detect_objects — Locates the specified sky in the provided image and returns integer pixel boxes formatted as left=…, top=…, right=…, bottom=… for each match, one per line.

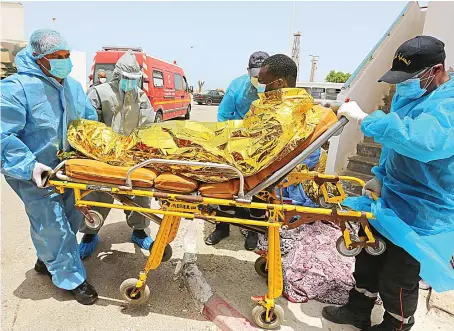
left=22, top=1, right=411, bottom=89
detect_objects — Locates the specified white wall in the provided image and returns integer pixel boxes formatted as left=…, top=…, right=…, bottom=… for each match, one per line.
left=69, top=51, right=87, bottom=92
left=326, top=2, right=426, bottom=174
left=0, top=2, right=25, bottom=40
left=423, top=1, right=454, bottom=70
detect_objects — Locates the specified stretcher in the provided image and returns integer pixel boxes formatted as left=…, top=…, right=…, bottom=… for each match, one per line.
left=45, top=115, right=384, bottom=329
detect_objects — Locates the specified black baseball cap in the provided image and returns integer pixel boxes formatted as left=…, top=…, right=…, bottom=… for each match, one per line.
left=248, top=51, right=270, bottom=76
left=379, top=36, right=446, bottom=84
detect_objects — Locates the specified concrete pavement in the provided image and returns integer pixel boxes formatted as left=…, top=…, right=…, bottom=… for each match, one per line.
left=1, top=175, right=218, bottom=331
left=2, top=104, right=453, bottom=331
left=0, top=104, right=217, bottom=331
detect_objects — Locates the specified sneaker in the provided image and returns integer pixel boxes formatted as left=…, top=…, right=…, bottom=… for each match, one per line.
left=361, top=321, right=409, bottom=331
left=205, top=229, right=229, bottom=245
left=361, top=325, right=388, bottom=331
left=70, top=281, right=98, bottom=305
left=322, top=305, right=371, bottom=329
left=34, top=259, right=51, bottom=277
left=244, top=231, right=258, bottom=251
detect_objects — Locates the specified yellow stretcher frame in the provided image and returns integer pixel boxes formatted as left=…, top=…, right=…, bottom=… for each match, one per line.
left=46, top=117, right=386, bottom=329
left=45, top=117, right=383, bottom=329
left=47, top=170, right=378, bottom=330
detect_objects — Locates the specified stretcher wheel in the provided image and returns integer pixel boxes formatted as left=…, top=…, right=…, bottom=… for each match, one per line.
left=84, top=210, right=104, bottom=231
left=252, top=304, right=284, bottom=329
left=120, top=278, right=150, bottom=305
left=318, top=196, right=334, bottom=208
left=254, top=256, right=268, bottom=278
left=365, top=237, right=386, bottom=256
left=149, top=243, right=173, bottom=262
left=336, top=236, right=362, bottom=257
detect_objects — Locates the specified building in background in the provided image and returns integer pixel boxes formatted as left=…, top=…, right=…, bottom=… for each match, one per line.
left=297, top=81, right=343, bottom=104
left=1, top=2, right=25, bottom=41
left=0, top=2, right=87, bottom=90
left=326, top=1, right=453, bottom=174
left=1, top=2, right=27, bottom=80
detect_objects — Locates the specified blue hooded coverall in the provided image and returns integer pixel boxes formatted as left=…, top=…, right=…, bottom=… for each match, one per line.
left=344, top=74, right=454, bottom=292
left=1, top=48, right=98, bottom=290
left=217, top=74, right=259, bottom=121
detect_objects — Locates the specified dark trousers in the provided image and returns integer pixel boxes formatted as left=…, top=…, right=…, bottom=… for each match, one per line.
left=348, top=227, right=420, bottom=330
left=215, top=202, right=265, bottom=234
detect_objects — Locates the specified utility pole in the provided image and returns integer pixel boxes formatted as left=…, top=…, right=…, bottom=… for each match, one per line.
left=291, top=32, right=301, bottom=81
left=309, top=55, right=319, bottom=82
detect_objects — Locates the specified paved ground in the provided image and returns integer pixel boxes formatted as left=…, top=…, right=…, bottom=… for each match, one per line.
left=0, top=104, right=217, bottom=331
left=2, top=104, right=453, bottom=331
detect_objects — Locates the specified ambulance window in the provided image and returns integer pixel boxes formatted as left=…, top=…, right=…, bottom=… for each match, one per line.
left=174, top=73, right=183, bottom=91
left=183, top=76, right=188, bottom=91
left=94, top=64, right=115, bottom=82
left=152, top=70, right=164, bottom=88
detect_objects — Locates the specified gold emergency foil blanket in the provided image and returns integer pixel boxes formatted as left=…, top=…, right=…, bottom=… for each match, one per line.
left=67, top=88, right=326, bottom=182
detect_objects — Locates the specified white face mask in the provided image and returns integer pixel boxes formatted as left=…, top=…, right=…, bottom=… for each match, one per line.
left=99, top=77, right=107, bottom=83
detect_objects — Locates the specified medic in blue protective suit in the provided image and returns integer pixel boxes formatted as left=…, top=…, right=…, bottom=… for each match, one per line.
left=217, top=51, right=269, bottom=121
left=206, top=51, right=269, bottom=250
left=323, top=36, right=454, bottom=331
left=0, top=29, right=99, bottom=305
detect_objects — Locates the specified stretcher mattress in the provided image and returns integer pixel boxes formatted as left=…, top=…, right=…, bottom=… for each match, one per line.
left=64, top=108, right=337, bottom=196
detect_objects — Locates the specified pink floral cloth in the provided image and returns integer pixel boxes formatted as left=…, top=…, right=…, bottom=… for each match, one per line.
left=257, top=221, right=355, bottom=304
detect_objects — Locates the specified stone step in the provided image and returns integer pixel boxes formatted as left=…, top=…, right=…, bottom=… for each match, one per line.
left=357, top=141, right=382, bottom=159
left=342, top=170, right=374, bottom=182
left=364, top=136, right=375, bottom=143
left=346, top=155, right=379, bottom=175
left=340, top=170, right=374, bottom=197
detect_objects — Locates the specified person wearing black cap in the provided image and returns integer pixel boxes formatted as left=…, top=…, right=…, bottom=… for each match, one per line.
left=206, top=51, right=269, bottom=250
left=217, top=51, right=270, bottom=121
left=322, top=36, right=454, bottom=331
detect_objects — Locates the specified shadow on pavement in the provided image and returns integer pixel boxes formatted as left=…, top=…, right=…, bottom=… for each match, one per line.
left=196, top=252, right=354, bottom=331
left=13, top=220, right=205, bottom=321
left=202, top=221, right=255, bottom=252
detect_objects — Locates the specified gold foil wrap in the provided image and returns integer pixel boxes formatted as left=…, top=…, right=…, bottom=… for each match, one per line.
left=67, top=88, right=328, bottom=182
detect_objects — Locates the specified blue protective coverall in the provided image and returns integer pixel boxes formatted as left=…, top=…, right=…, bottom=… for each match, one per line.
left=343, top=74, right=454, bottom=292
left=217, top=74, right=258, bottom=121
left=1, top=48, right=98, bottom=290
left=279, top=148, right=321, bottom=207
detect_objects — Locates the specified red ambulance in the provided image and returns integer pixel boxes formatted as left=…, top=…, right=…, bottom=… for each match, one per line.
left=89, top=46, right=193, bottom=122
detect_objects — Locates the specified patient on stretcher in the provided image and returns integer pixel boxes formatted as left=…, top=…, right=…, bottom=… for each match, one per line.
left=66, top=88, right=333, bottom=184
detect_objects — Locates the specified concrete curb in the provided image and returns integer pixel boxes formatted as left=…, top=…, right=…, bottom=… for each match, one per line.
left=179, top=253, right=262, bottom=331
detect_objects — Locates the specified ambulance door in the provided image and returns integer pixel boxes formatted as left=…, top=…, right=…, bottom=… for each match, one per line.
left=150, top=68, right=165, bottom=120
left=163, top=70, right=176, bottom=120
left=173, top=72, right=185, bottom=116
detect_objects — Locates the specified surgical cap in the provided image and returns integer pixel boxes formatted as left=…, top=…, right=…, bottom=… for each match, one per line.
left=28, top=29, right=70, bottom=59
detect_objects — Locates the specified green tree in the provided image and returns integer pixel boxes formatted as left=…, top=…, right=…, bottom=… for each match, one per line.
left=325, top=70, right=352, bottom=83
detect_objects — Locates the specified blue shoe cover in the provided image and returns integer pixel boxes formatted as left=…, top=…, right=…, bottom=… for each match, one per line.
left=131, top=233, right=154, bottom=250
left=79, top=234, right=99, bottom=259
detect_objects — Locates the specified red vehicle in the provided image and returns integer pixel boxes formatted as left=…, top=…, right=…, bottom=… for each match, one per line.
left=90, top=46, right=193, bottom=122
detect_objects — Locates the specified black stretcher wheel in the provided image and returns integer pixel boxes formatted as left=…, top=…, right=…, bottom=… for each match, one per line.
left=149, top=243, right=173, bottom=262
left=254, top=256, right=268, bottom=278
